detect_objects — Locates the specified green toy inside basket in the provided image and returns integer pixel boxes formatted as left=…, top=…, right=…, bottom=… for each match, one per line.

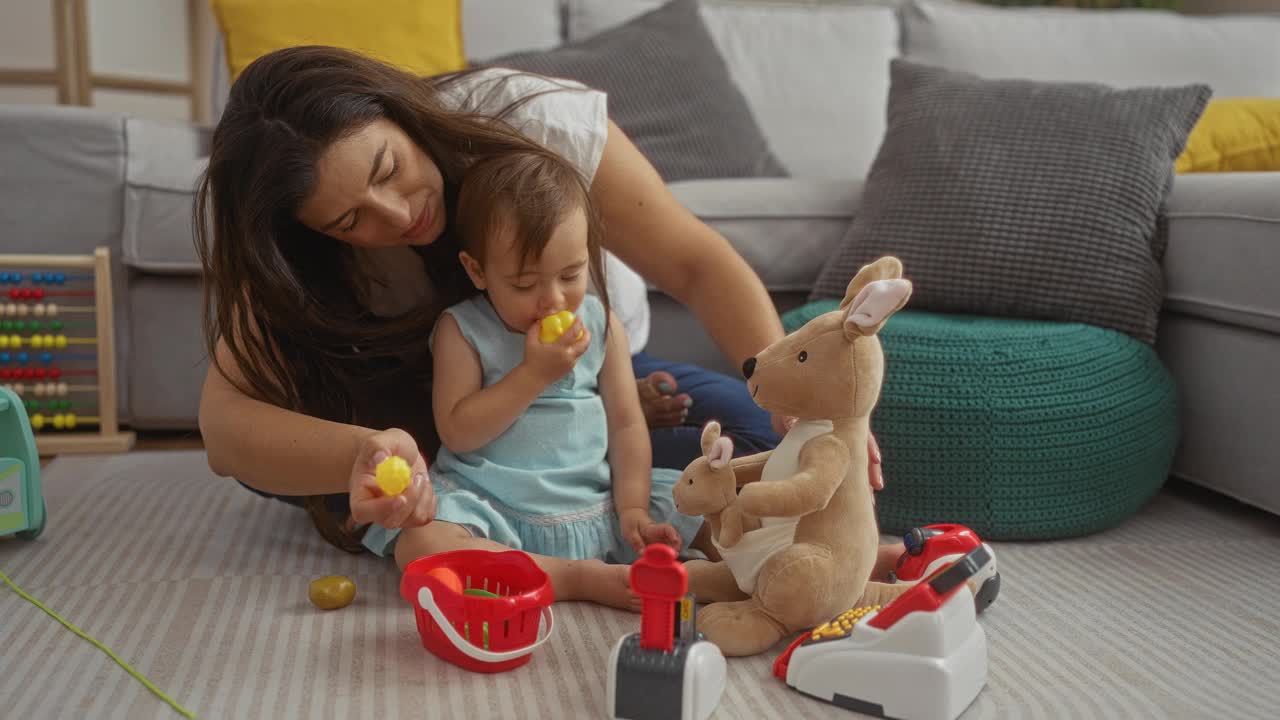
left=781, top=304, right=1179, bottom=540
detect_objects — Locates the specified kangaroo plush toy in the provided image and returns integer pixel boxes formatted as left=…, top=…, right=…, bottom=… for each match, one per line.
left=673, top=421, right=762, bottom=549
left=679, top=256, right=915, bottom=657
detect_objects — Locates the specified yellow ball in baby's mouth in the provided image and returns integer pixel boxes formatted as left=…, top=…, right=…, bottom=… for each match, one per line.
left=539, top=310, right=582, bottom=344
left=375, top=455, right=412, bottom=496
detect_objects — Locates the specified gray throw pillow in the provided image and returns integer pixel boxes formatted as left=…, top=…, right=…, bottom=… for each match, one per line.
left=485, top=0, right=787, bottom=182
left=812, top=59, right=1211, bottom=344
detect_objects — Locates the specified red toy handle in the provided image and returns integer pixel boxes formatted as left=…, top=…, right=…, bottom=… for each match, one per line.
left=630, top=544, right=688, bottom=652
left=869, top=544, right=992, bottom=630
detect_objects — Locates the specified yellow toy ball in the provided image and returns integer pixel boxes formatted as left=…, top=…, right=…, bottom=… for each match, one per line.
left=375, top=455, right=412, bottom=496
left=309, top=575, right=356, bottom=610
left=539, top=310, right=583, bottom=344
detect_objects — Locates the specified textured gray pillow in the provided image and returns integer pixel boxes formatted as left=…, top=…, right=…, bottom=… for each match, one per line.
left=486, top=0, right=787, bottom=182
left=812, top=59, right=1211, bottom=343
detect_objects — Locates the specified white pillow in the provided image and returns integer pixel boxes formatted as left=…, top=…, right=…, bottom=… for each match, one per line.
left=904, top=0, right=1280, bottom=97
left=568, top=0, right=901, bottom=180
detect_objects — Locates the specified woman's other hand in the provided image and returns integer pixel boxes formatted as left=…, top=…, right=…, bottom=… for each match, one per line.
left=637, top=371, right=691, bottom=428
left=349, top=428, right=436, bottom=529
left=771, top=415, right=884, bottom=491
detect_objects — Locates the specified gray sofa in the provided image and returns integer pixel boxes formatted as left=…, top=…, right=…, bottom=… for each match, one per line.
left=1, top=0, right=1277, bottom=515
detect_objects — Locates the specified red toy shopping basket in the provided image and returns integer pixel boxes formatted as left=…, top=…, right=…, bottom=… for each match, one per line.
left=400, top=549, right=555, bottom=673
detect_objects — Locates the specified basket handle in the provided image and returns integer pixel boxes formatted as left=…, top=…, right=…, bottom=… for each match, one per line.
left=417, top=587, right=555, bottom=664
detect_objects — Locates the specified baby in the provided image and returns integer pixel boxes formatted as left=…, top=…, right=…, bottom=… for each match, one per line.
left=363, top=149, right=704, bottom=609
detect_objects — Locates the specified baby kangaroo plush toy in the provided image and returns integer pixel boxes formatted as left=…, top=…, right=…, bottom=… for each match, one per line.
left=679, top=256, right=915, bottom=657
left=673, top=421, right=762, bottom=549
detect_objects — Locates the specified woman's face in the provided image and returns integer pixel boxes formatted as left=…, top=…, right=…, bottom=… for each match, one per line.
left=297, top=118, right=446, bottom=248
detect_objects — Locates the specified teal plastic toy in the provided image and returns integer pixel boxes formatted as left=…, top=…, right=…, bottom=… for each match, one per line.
left=0, top=386, right=46, bottom=540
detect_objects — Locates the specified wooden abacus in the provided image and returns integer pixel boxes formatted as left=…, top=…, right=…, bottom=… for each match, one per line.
left=0, top=247, right=135, bottom=455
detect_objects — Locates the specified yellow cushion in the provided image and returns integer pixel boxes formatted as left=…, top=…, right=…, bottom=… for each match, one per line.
left=211, top=0, right=465, bottom=82
left=1177, top=98, right=1280, bottom=173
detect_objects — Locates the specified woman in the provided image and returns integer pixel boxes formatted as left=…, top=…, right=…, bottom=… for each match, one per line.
left=195, top=46, right=892, bottom=571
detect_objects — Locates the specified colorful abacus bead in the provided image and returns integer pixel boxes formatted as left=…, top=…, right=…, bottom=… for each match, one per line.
left=17, top=352, right=28, bottom=364
left=30, top=413, right=43, bottom=430
left=40, top=352, right=53, bottom=365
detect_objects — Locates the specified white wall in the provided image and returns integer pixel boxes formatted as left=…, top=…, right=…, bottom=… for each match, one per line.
left=0, top=0, right=204, bottom=122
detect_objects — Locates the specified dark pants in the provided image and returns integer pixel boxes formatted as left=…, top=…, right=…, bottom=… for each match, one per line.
left=631, top=351, right=781, bottom=470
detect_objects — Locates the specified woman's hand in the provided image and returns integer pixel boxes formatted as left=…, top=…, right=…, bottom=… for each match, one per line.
left=349, top=428, right=436, bottom=529
left=637, top=371, right=691, bottom=428
left=520, top=318, right=591, bottom=387
left=620, top=507, right=682, bottom=556
left=771, top=414, right=884, bottom=491
left=868, top=431, right=884, bottom=491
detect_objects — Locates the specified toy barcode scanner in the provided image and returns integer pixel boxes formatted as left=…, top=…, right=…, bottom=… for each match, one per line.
left=607, top=544, right=726, bottom=720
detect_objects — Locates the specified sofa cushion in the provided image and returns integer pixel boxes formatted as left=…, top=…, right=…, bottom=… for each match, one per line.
left=812, top=59, right=1211, bottom=344
left=567, top=0, right=900, bottom=180
left=462, top=0, right=562, bottom=61
left=903, top=0, right=1280, bottom=97
left=667, top=178, right=862, bottom=292
left=122, top=117, right=210, bottom=274
left=1164, top=172, right=1280, bottom=336
left=489, top=0, right=786, bottom=182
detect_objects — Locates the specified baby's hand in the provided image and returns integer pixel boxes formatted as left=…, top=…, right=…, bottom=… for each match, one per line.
left=620, top=508, right=681, bottom=556
left=521, top=316, right=591, bottom=386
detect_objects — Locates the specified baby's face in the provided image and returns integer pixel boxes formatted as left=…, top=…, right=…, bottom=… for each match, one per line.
left=470, top=206, right=591, bottom=334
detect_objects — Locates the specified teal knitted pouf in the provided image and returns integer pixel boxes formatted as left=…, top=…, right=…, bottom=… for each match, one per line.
left=780, top=303, right=1179, bottom=540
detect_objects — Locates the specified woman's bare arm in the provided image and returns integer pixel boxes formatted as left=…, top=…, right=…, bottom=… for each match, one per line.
left=199, top=336, right=374, bottom=496
left=589, top=120, right=784, bottom=367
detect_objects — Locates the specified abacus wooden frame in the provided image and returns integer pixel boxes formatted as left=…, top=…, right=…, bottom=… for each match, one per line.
left=0, top=247, right=135, bottom=455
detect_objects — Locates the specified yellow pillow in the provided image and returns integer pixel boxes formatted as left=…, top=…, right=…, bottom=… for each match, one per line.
left=1177, top=97, right=1280, bottom=173
left=211, top=0, right=465, bottom=82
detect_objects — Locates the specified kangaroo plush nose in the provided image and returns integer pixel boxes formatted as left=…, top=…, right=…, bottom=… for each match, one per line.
left=742, top=357, right=756, bottom=379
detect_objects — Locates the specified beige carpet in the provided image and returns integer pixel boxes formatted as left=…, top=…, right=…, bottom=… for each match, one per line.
left=1, top=451, right=1279, bottom=719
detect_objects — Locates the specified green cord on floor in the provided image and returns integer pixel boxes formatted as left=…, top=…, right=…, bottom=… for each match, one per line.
left=0, top=568, right=196, bottom=719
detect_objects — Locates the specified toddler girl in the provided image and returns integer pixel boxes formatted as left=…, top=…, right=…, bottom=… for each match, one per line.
left=362, top=149, right=705, bottom=609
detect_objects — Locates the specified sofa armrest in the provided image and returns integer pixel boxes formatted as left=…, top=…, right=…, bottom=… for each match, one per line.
left=1164, top=172, right=1280, bottom=335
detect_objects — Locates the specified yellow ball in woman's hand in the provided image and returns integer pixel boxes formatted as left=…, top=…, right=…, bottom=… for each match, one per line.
left=539, top=310, right=582, bottom=344
left=375, top=455, right=412, bottom=496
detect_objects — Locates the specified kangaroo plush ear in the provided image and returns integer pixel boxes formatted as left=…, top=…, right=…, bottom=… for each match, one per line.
left=844, top=278, right=913, bottom=339
left=708, top=436, right=734, bottom=469
left=840, top=256, right=903, bottom=311
left=700, top=421, right=722, bottom=457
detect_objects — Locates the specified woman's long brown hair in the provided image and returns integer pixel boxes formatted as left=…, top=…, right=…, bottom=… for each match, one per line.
left=194, top=46, right=584, bottom=549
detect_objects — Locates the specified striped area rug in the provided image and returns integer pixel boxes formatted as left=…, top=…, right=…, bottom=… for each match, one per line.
left=1, top=451, right=1278, bottom=719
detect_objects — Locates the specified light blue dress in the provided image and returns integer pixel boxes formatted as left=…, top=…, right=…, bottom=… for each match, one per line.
left=362, top=294, right=702, bottom=561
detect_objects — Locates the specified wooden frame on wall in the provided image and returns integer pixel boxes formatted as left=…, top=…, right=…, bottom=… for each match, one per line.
left=0, top=0, right=207, bottom=122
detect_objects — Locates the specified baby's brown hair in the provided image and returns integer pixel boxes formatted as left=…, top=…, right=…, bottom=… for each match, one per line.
left=455, top=148, right=610, bottom=319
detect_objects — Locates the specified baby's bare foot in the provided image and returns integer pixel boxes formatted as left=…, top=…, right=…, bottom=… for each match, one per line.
left=579, top=561, right=641, bottom=612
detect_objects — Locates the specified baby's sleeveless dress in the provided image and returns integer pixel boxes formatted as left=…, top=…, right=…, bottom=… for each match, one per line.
left=362, top=294, right=702, bottom=561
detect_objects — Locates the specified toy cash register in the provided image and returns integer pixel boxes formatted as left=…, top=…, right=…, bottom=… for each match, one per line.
left=774, top=546, right=992, bottom=720
left=606, top=544, right=726, bottom=720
